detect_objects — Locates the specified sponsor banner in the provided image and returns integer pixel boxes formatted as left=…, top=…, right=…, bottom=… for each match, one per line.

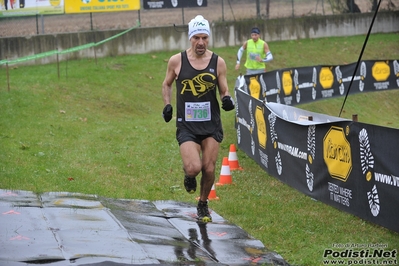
left=65, top=0, right=140, bottom=14
left=237, top=60, right=399, bottom=105
left=235, top=89, right=399, bottom=232
left=143, top=0, right=207, bottom=9
left=0, top=0, right=64, bottom=17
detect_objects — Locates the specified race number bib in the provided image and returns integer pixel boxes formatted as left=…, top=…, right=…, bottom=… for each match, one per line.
left=249, top=52, right=259, bottom=61
left=185, top=102, right=211, bottom=122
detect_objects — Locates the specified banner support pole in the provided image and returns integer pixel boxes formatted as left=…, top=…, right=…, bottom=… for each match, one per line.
left=338, top=0, right=382, bottom=117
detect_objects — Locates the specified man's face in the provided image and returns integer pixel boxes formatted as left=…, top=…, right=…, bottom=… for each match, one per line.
left=251, top=33, right=260, bottom=42
left=190, top=34, right=209, bottom=56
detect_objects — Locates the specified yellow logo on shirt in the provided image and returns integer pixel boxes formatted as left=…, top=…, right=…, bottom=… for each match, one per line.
left=180, top=73, right=216, bottom=97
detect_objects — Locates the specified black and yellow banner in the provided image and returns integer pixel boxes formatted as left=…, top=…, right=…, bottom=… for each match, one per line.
left=143, top=0, right=207, bottom=9
left=238, top=60, right=399, bottom=105
left=235, top=60, right=399, bottom=233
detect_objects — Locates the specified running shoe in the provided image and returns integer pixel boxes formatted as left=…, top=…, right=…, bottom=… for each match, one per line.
left=184, top=175, right=197, bottom=194
left=197, top=200, right=212, bottom=223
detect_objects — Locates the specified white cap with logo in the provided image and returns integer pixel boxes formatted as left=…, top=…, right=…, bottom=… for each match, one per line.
left=188, top=15, right=210, bottom=40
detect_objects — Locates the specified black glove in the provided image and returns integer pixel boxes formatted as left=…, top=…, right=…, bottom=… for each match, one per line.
left=222, top=96, right=235, bottom=111
left=162, top=104, right=173, bottom=122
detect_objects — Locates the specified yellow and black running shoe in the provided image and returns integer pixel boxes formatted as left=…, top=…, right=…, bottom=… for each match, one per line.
left=184, top=175, right=197, bottom=194
left=197, top=200, right=212, bottom=223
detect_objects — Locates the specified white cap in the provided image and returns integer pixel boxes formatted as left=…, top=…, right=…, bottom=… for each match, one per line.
left=188, top=15, right=210, bottom=40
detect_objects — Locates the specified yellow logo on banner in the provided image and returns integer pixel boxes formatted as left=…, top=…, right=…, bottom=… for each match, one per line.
left=323, top=126, right=352, bottom=182
left=50, top=0, right=60, bottom=6
left=255, top=106, right=267, bottom=149
left=319, top=67, right=334, bottom=89
left=249, top=76, right=261, bottom=99
left=372, top=61, right=390, bottom=81
left=282, top=71, right=293, bottom=96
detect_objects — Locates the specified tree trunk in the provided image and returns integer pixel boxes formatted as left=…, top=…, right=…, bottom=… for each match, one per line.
left=346, top=0, right=361, bottom=13
left=371, top=0, right=378, bottom=11
left=256, top=0, right=260, bottom=18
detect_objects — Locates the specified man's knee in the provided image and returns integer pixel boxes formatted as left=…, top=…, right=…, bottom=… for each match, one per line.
left=201, top=162, right=216, bottom=177
left=184, top=162, right=201, bottom=177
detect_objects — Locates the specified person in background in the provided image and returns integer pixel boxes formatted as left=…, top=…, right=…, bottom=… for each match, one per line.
left=161, top=15, right=235, bottom=223
left=235, top=27, right=273, bottom=75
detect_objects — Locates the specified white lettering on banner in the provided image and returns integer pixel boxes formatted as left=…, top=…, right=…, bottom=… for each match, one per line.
left=342, top=76, right=361, bottom=82
left=328, top=182, right=353, bottom=207
left=328, top=182, right=339, bottom=193
left=374, top=81, right=390, bottom=90
left=266, top=88, right=279, bottom=96
left=259, top=149, right=268, bottom=169
left=3, top=11, right=38, bottom=16
left=298, top=82, right=314, bottom=89
left=321, top=89, right=334, bottom=98
left=148, top=1, right=164, bottom=8
left=283, top=96, right=293, bottom=105
left=277, top=142, right=307, bottom=160
left=375, top=172, right=399, bottom=187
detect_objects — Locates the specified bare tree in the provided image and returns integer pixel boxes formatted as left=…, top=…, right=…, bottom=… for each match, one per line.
left=370, top=0, right=378, bottom=11
left=346, top=0, right=361, bottom=12
left=329, top=0, right=361, bottom=13
left=266, top=0, right=270, bottom=19
left=370, top=0, right=396, bottom=11
left=256, top=0, right=260, bottom=18
left=387, top=0, right=397, bottom=10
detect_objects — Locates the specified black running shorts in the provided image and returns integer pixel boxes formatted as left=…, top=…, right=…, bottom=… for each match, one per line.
left=176, top=128, right=223, bottom=146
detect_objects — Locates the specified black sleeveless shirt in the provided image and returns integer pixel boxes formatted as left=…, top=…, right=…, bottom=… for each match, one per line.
left=175, top=51, right=222, bottom=135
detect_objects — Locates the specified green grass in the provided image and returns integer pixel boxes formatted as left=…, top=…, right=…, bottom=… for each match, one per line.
left=1, top=33, right=399, bottom=266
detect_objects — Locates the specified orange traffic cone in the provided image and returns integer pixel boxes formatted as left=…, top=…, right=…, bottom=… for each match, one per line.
left=208, top=184, right=220, bottom=200
left=195, top=183, right=219, bottom=201
left=228, top=144, right=243, bottom=170
left=216, top=157, right=232, bottom=186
